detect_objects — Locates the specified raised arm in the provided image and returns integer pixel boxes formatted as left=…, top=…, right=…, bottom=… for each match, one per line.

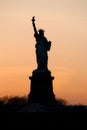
left=31, top=16, right=37, bottom=34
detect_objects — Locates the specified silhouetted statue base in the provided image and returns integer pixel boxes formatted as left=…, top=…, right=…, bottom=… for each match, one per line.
left=28, top=70, right=55, bottom=103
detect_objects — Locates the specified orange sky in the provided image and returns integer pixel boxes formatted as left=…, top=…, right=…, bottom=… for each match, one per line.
left=0, top=0, right=87, bottom=105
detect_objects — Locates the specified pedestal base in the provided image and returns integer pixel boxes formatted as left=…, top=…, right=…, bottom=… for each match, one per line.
left=28, top=70, right=55, bottom=103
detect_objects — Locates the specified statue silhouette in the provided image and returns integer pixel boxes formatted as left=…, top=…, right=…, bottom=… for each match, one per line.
left=31, top=16, right=51, bottom=71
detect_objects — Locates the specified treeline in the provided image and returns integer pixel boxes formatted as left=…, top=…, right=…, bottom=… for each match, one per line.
left=0, top=96, right=86, bottom=113
left=0, top=96, right=67, bottom=106
left=0, top=96, right=27, bottom=106
left=0, top=96, right=27, bottom=113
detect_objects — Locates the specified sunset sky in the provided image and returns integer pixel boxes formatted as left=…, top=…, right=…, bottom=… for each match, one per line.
left=0, top=0, right=87, bottom=105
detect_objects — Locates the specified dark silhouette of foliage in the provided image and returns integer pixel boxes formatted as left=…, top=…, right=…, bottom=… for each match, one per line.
left=0, top=96, right=86, bottom=113
left=0, top=96, right=27, bottom=105
left=7, top=96, right=27, bottom=106
left=55, top=97, right=67, bottom=105
left=0, top=96, right=28, bottom=113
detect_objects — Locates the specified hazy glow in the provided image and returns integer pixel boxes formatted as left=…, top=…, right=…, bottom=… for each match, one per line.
left=0, top=0, right=87, bottom=104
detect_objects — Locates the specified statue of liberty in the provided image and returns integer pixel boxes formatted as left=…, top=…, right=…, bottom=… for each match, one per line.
left=31, top=16, right=51, bottom=71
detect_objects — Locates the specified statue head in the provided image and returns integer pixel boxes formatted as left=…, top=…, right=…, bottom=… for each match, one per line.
left=38, top=29, right=44, bottom=37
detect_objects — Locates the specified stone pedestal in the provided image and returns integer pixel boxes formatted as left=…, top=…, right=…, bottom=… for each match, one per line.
left=28, top=70, right=55, bottom=103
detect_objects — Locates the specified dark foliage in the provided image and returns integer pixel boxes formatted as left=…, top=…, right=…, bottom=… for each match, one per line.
left=0, top=96, right=27, bottom=113
left=0, top=96, right=86, bottom=129
left=0, top=96, right=86, bottom=113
